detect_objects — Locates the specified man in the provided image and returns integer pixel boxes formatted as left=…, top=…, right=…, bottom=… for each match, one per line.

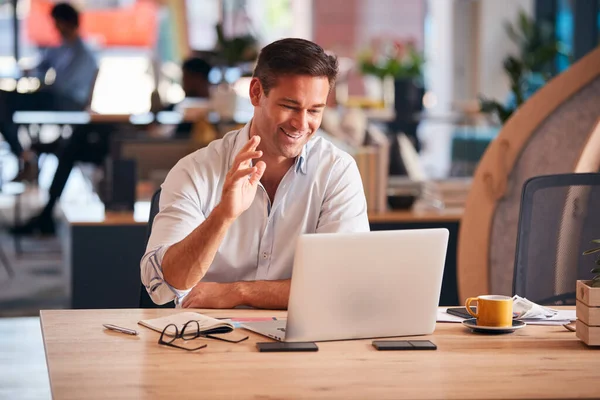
left=11, top=57, right=213, bottom=236
left=0, top=2, right=97, bottom=181
left=141, top=38, right=369, bottom=309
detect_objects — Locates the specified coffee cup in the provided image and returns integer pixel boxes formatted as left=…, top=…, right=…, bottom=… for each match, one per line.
left=465, top=295, right=513, bottom=327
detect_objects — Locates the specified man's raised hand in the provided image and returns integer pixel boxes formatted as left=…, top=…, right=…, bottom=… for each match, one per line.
left=217, top=135, right=266, bottom=220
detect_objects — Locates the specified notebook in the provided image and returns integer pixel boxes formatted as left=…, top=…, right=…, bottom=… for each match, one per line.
left=138, top=311, right=235, bottom=337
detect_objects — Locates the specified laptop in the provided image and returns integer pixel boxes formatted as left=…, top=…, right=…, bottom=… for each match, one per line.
left=242, top=229, right=449, bottom=342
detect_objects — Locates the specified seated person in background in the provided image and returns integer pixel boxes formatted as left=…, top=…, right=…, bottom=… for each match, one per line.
left=141, top=38, right=369, bottom=309
left=0, top=2, right=97, bottom=182
left=163, top=56, right=216, bottom=144
left=10, top=57, right=214, bottom=236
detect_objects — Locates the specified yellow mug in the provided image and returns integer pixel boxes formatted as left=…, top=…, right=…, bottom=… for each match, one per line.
left=465, top=295, right=513, bottom=327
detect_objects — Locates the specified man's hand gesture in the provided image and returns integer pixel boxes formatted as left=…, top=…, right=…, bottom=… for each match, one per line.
left=218, top=135, right=266, bottom=220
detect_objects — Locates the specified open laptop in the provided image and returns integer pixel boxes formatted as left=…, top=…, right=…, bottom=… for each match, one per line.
left=242, top=229, right=449, bottom=342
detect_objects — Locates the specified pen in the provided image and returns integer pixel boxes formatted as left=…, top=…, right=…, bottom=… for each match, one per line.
left=103, top=324, right=138, bottom=336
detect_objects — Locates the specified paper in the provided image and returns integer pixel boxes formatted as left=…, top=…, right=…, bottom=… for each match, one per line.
left=512, top=296, right=557, bottom=319
left=221, top=317, right=278, bottom=329
left=436, top=308, right=466, bottom=323
left=512, top=296, right=577, bottom=325
left=517, top=310, right=576, bottom=325
left=138, top=311, right=234, bottom=336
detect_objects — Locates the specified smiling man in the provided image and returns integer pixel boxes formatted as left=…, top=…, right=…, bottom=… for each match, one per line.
left=141, top=38, right=369, bottom=309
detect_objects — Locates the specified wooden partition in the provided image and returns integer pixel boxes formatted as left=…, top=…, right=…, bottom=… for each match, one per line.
left=457, top=47, right=600, bottom=302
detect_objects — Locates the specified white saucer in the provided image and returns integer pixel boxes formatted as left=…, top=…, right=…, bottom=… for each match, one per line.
left=462, top=318, right=526, bottom=334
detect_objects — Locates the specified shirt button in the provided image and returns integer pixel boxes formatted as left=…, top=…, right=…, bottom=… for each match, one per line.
left=262, top=252, right=269, bottom=259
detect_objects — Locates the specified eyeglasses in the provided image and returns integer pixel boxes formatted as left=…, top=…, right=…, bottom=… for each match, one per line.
left=158, top=320, right=208, bottom=352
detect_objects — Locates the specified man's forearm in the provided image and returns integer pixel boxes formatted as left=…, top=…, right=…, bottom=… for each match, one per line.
left=236, top=279, right=291, bottom=309
left=162, top=205, right=234, bottom=290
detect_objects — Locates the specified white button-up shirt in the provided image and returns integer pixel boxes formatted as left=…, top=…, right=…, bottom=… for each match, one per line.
left=140, top=122, right=369, bottom=305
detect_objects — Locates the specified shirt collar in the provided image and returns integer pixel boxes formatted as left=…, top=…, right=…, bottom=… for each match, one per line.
left=229, top=120, right=309, bottom=175
left=295, top=142, right=308, bottom=175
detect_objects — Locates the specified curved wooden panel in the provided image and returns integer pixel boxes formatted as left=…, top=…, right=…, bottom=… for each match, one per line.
left=575, top=119, right=600, bottom=173
left=457, top=47, right=600, bottom=302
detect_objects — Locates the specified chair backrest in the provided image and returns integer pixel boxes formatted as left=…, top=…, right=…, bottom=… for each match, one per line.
left=513, top=173, right=600, bottom=305
left=457, top=46, right=600, bottom=302
left=139, top=188, right=175, bottom=308
left=84, top=67, right=100, bottom=111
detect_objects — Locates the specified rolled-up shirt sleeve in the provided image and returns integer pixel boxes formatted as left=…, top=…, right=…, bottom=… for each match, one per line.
left=140, top=158, right=207, bottom=305
left=316, top=155, right=370, bottom=233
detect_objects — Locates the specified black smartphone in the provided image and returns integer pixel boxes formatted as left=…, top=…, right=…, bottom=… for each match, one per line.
left=372, top=340, right=437, bottom=351
left=256, top=342, right=318, bottom=352
left=446, top=306, right=476, bottom=319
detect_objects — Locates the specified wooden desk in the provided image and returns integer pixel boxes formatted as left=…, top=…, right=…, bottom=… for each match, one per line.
left=12, top=111, right=148, bottom=125
left=368, top=206, right=463, bottom=223
left=40, top=308, right=598, bottom=400
left=59, top=201, right=149, bottom=308
left=61, top=200, right=150, bottom=226
left=64, top=201, right=463, bottom=226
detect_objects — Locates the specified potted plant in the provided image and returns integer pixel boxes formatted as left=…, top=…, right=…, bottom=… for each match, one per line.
left=479, top=10, right=563, bottom=124
left=210, top=23, right=258, bottom=120
left=357, top=37, right=425, bottom=152
left=214, top=23, right=258, bottom=70
left=576, top=239, right=600, bottom=346
left=357, top=37, right=424, bottom=110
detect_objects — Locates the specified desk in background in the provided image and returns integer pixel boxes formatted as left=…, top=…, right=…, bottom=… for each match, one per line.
left=59, top=200, right=149, bottom=309
left=60, top=200, right=462, bottom=309
left=39, top=307, right=597, bottom=400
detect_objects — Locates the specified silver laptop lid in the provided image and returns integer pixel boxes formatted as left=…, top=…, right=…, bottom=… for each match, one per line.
left=284, top=229, right=449, bottom=342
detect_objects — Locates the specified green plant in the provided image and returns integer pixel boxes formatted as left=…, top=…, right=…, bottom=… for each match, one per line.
left=214, top=23, right=259, bottom=67
left=479, top=10, right=561, bottom=124
left=583, top=239, right=600, bottom=287
left=357, top=37, right=424, bottom=81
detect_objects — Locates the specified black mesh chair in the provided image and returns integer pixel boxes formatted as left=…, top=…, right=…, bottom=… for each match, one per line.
left=139, top=188, right=175, bottom=308
left=513, top=173, right=600, bottom=305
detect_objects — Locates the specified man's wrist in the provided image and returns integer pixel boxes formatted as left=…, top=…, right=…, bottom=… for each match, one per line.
left=231, top=281, right=247, bottom=307
left=212, top=203, right=237, bottom=225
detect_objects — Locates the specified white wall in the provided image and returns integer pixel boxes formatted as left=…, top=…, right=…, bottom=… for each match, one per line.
left=424, top=0, right=455, bottom=113
left=425, top=0, right=534, bottom=108
left=358, top=0, right=426, bottom=49
left=291, top=0, right=313, bottom=40
left=477, top=0, right=534, bottom=102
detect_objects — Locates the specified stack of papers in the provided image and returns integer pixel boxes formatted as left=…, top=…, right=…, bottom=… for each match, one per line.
left=512, top=296, right=576, bottom=325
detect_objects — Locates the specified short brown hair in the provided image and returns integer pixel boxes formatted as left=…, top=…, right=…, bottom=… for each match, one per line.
left=253, top=38, right=338, bottom=96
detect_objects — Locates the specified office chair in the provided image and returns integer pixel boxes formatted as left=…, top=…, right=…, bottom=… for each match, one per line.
left=512, top=173, right=600, bottom=305
left=139, top=188, right=174, bottom=308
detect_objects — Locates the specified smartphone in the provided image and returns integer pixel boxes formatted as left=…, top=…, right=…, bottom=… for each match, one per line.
left=446, top=306, right=476, bottom=319
left=372, top=340, right=437, bottom=351
left=256, top=342, right=318, bottom=352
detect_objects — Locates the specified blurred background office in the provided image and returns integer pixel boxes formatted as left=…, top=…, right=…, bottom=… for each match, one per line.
left=0, top=0, right=598, bottom=314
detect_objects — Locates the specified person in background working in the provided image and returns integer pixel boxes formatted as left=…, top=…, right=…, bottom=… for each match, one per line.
left=162, top=57, right=216, bottom=144
left=10, top=57, right=214, bottom=236
left=0, top=2, right=97, bottom=182
left=141, top=38, right=369, bottom=309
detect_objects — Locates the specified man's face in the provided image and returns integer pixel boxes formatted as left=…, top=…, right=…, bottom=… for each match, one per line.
left=53, top=19, right=77, bottom=40
left=250, top=74, right=330, bottom=160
